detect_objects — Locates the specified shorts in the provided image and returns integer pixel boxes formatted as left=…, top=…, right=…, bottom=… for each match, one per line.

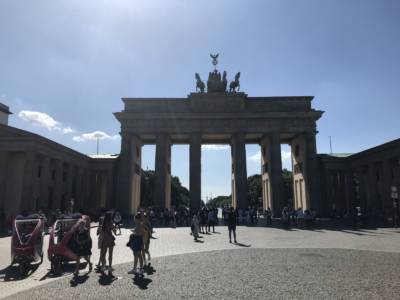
left=131, top=235, right=143, bottom=252
left=228, top=225, right=236, bottom=231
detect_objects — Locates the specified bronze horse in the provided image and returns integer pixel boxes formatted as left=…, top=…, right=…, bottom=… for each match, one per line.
left=229, top=72, right=240, bottom=92
left=195, top=73, right=205, bottom=93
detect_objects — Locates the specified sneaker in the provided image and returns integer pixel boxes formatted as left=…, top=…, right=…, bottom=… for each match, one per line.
left=128, top=268, right=136, bottom=274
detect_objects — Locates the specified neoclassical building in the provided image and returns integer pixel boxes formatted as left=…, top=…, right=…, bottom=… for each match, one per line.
left=114, top=92, right=323, bottom=216
left=0, top=64, right=399, bottom=226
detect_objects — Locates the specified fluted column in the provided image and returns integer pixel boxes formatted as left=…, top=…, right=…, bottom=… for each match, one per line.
left=39, top=156, right=51, bottom=210
left=21, top=152, right=38, bottom=212
left=0, top=151, right=8, bottom=229
left=117, top=134, right=142, bottom=216
left=53, top=160, right=63, bottom=210
left=154, top=133, right=171, bottom=209
left=261, top=133, right=284, bottom=215
left=189, top=134, right=202, bottom=212
left=305, top=132, right=321, bottom=212
left=231, top=133, right=248, bottom=209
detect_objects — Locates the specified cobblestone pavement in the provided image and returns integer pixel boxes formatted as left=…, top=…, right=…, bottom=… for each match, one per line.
left=1, top=225, right=400, bottom=299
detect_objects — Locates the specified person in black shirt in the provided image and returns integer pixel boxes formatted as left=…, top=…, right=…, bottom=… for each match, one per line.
left=227, top=207, right=237, bottom=243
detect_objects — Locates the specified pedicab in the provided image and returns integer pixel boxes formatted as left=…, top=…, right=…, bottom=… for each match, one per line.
left=47, top=213, right=90, bottom=275
left=11, top=214, right=45, bottom=275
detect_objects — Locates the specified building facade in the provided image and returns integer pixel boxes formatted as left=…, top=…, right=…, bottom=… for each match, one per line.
left=0, top=123, right=116, bottom=229
left=319, top=139, right=400, bottom=220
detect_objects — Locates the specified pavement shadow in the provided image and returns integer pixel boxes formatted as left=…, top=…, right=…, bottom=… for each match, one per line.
left=39, top=262, right=76, bottom=281
left=195, top=240, right=204, bottom=243
left=133, top=276, right=152, bottom=290
left=234, top=242, right=251, bottom=248
left=70, top=273, right=89, bottom=287
left=144, top=264, right=156, bottom=275
left=0, top=263, right=40, bottom=281
left=98, top=272, right=117, bottom=286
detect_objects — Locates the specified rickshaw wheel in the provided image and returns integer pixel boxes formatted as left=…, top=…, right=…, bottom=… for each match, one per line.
left=51, top=256, right=62, bottom=276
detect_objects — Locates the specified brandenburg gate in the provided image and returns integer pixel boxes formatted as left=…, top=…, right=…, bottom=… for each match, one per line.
left=114, top=55, right=323, bottom=216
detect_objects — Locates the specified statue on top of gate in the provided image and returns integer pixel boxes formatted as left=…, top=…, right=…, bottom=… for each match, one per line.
left=194, top=54, right=241, bottom=93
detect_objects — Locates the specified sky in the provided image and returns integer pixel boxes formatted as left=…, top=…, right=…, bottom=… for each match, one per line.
left=1, top=0, right=399, bottom=199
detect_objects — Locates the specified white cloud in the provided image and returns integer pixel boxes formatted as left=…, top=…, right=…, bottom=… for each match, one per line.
left=18, top=110, right=59, bottom=131
left=281, top=150, right=291, bottom=162
left=247, top=150, right=292, bottom=162
left=62, top=127, right=74, bottom=134
left=73, top=131, right=119, bottom=142
left=248, top=150, right=261, bottom=162
left=18, top=110, right=75, bottom=134
left=202, top=145, right=230, bottom=150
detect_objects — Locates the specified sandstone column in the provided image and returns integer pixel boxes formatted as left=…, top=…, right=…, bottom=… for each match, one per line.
left=21, top=152, right=38, bottom=212
left=117, top=134, right=142, bottom=216
left=0, top=151, right=8, bottom=229
left=154, top=133, right=171, bottom=210
left=231, top=133, right=248, bottom=210
left=305, top=132, right=321, bottom=212
left=53, top=160, right=63, bottom=210
left=189, top=134, right=202, bottom=212
left=261, top=133, right=284, bottom=215
left=39, top=156, right=50, bottom=210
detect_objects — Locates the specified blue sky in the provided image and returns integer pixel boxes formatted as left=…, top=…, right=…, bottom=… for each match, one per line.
left=1, top=0, right=399, bottom=199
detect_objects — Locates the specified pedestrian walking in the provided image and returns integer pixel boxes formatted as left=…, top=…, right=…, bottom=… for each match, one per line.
left=142, top=213, right=152, bottom=266
left=71, top=221, right=93, bottom=276
left=208, top=209, right=216, bottom=233
left=191, top=213, right=200, bottom=241
left=227, top=207, right=237, bottom=243
left=99, top=212, right=116, bottom=273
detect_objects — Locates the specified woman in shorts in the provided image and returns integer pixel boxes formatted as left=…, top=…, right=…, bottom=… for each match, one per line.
left=127, top=214, right=145, bottom=277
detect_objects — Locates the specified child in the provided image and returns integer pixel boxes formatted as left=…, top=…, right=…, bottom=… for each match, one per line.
left=127, top=214, right=145, bottom=277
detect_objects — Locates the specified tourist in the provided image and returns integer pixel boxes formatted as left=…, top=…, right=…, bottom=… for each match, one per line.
left=142, top=213, right=152, bottom=266
left=200, top=209, right=207, bottom=234
left=113, top=211, right=122, bottom=235
left=99, top=212, right=116, bottom=273
left=127, top=214, right=145, bottom=277
left=191, top=213, right=200, bottom=241
left=72, top=221, right=93, bottom=276
left=207, top=208, right=216, bottom=233
left=265, top=207, right=272, bottom=226
left=227, top=207, right=237, bottom=243
left=95, top=213, right=104, bottom=270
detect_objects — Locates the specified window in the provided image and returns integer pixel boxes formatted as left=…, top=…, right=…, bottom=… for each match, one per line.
left=37, top=166, right=42, bottom=178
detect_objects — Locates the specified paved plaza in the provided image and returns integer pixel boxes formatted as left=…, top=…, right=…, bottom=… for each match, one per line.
left=1, top=224, right=400, bottom=299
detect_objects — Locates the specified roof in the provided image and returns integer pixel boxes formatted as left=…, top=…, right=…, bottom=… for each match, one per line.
left=88, top=154, right=119, bottom=159
left=321, top=153, right=353, bottom=158
left=0, top=102, right=12, bottom=114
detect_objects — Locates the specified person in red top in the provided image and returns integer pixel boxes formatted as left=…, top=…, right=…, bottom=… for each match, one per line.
left=99, top=212, right=116, bottom=273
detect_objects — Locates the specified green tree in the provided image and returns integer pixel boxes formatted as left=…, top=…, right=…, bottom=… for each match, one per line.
left=140, top=170, right=190, bottom=208
left=247, top=174, right=262, bottom=207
